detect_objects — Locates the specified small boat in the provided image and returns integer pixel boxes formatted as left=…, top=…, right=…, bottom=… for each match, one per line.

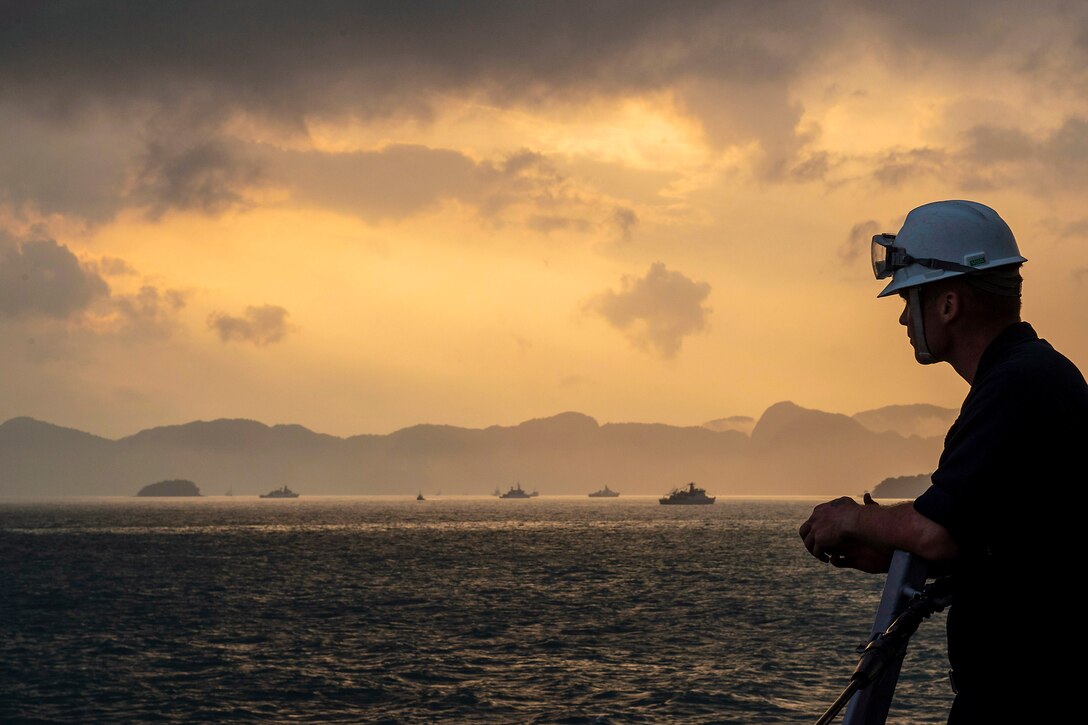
left=260, top=485, right=300, bottom=499
left=416, top=492, right=425, bottom=501
left=659, top=481, right=715, bottom=505
left=588, top=485, right=620, bottom=498
left=492, top=487, right=502, bottom=497
left=499, top=482, right=533, bottom=499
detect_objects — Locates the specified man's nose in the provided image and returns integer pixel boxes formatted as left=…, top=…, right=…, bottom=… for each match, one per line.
left=899, top=301, right=908, bottom=327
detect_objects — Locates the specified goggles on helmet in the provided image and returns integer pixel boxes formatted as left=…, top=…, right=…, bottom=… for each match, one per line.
left=871, top=233, right=979, bottom=280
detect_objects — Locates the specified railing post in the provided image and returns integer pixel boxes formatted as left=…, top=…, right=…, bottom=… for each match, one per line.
left=841, top=550, right=929, bottom=725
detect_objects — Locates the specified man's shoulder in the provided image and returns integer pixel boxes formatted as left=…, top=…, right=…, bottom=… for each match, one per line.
left=981, top=327, right=1085, bottom=389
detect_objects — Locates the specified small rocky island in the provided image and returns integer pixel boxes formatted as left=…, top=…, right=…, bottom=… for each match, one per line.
left=869, top=473, right=931, bottom=499
left=136, top=479, right=202, bottom=497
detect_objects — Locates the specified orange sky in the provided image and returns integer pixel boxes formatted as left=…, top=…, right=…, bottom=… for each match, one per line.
left=2, top=2, right=1087, bottom=437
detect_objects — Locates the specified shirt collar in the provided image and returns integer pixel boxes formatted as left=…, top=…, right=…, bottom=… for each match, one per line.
left=975, top=321, right=1038, bottom=382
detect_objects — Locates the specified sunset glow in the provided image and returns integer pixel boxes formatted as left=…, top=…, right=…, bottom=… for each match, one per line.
left=3, top=2, right=1087, bottom=437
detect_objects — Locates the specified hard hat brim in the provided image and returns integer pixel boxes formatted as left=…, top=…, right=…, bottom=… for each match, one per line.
left=876, top=256, right=1027, bottom=298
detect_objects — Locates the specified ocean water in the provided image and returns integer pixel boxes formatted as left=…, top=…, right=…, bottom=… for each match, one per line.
left=0, top=497, right=952, bottom=723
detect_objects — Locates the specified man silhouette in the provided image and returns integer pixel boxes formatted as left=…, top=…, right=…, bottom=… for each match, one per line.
left=800, top=200, right=1088, bottom=722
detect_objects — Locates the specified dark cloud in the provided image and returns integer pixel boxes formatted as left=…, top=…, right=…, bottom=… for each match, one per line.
left=789, top=151, right=832, bottom=183
left=923, top=116, right=1088, bottom=192
left=841, top=220, right=880, bottom=262
left=5, top=2, right=1088, bottom=221
left=96, top=257, right=138, bottom=276
left=527, top=215, right=591, bottom=234
left=0, top=238, right=109, bottom=318
left=1059, top=219, right=1088, bottom=238
left=587, top=262, right=711, bottom=358
left=613, top=207, right=638, bottom=242
left=208, top=305, right=292, bottom=346
left=503, top=150, right=549, bottom=176
left=265, top=143, right=581, bottom=224
left=0, top=1, right=843, bottom=205
left=0, top=234, right=188, bottom=346
left=961, top=125, right=1035, bottom=163
left=111, top=286, right=188, bottom=340
left=0, top=107, right=135, bottom=222
left=871, top=147, right=949, bottom=187
left=0, top=2, right=824, bottom=120
left=270, top=144, right=481, bottom=220
left=135, top=139, right=264, bottom=219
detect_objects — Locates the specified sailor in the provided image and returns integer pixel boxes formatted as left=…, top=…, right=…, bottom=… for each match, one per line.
left=799, top=200, right=1088, bottom=722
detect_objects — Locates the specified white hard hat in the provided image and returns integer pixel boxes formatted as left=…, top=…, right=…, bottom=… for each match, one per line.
left=872, top=200, right=1026, bottom=298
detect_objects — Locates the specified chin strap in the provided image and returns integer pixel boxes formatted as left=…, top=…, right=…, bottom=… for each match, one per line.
left=908, top=287, right=936, bottom=365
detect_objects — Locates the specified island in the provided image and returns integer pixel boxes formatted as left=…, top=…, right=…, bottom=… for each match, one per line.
left=868, top=473, right=931, bottom=499
left=136, top=479, right=202, bottom=497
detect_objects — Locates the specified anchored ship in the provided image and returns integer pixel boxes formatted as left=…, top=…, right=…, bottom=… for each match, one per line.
left=659, top=481, right=715, bottom=505
left=259, top=485, right=300, bottom=499
left=499, top=482, right=533, bottom=499
left=588, top=485, right=620, bottom=498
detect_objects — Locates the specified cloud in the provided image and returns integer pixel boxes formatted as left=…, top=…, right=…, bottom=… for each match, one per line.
left=613, top=207, right=638, bottom=242
left=0, top=1, right=863, bottom=206
left=263, top=143, right=592, bottom=227
left=587, top=262, right=711, bottom=358
left=108, top=286, right=188, bottom=340
left=208, top=305, right=292, bottom=346
left=861, top=115, right=1088, bottom=195
left=527, top=215, right=591, bottom=234
left=95, top=256, right=138, bottom=276
left=0, top=236, right=187, bottom=353
left=961, top=125, right=1035, bottom=163
left=0, top=238, right=109, bottom=318
left=870, top=147, right=949, bottom=188
left=135, top=139, right=264, bottom=219
left=0, top=3, right=821, bottom=121
left=0, top=106, right=137, bottom=222
left=269, top=144, right=482, bottom=220
left=7, top=2, right=1088, bottom=222
left=789, top=150, right=832, bottom=183
left=841, top=220, right=880, bottom=262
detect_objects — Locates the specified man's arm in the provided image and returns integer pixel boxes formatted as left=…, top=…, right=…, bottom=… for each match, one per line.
left=799, top=494, right=959, bottom=573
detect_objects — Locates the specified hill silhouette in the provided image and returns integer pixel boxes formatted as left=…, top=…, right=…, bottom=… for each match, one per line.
left=0, top=403, right=947, bottom=497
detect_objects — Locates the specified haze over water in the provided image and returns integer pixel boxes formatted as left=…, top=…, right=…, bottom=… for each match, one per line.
left=2, top=497, right=950, bottom=723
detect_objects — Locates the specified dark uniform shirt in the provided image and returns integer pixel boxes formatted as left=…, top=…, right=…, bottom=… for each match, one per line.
left=913, top=321, right=1088, bottom=720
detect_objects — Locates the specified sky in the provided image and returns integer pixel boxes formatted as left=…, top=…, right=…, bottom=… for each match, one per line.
left=3, top=1, right=1088, bottom=438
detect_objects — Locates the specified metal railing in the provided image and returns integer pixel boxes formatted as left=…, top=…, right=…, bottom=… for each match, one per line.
left=830, top=550, right=930, bottom=725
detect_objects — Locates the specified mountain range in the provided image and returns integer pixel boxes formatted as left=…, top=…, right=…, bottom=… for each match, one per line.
left=0, top=401, right=956, bottom=497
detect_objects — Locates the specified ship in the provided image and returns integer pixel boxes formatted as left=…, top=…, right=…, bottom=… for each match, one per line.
left=259, top=485, right=300, bottom=499
left=588, top=485, right=620, bottom=498
left=659, top=481, right=715, bottom=505
left=416, top=492, right=425, bottom=501
left=499, top=482, right=533, bottom=499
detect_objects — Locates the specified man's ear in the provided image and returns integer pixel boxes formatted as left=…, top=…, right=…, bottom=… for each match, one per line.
left=936, top=287, right=962, bottom=323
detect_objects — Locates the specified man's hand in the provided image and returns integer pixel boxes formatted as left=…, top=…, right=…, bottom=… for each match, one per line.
left=799, top=493, right=893, bottom=573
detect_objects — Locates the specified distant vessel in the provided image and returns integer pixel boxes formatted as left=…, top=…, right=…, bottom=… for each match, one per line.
left=260, top=486, right=299, bottom=499
left=588, top=485, right=620, bottom=498
left=417, top=492, right=425, bottom=501
left=492, top=487, right=502, bottom=497
left=659, top=481, right=715, bottom=505
left=499, top=482, right=533, bottom=499
left=225, top=488, right=233, bottom=497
